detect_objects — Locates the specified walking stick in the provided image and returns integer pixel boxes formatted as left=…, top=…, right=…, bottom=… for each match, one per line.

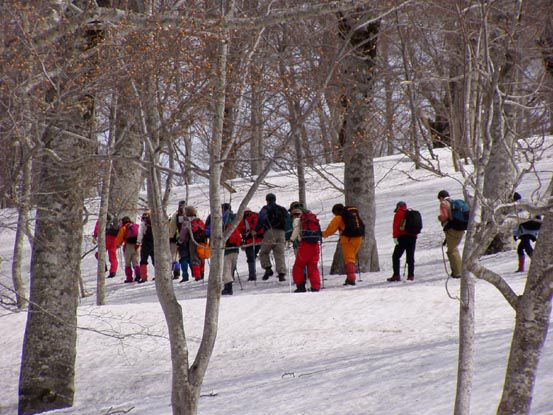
left=287, top=245, right=292, bottom=293
left=234, top=265, right=243, bottom=290
left=320, top=239, right=325, bottom=289
left=357, top=256, right=363, bottom=282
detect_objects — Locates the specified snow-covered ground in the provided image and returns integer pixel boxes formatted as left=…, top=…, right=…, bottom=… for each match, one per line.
left=1, top=147, right=552, bottom=415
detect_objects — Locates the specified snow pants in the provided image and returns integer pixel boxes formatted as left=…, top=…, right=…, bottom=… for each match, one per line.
left=392, top=235, right=416, bottom=277
left=222, top=252, right=239, bottom=284
left=292, top=242, right=320, bottom=291
left=517, top=235, right=534, bottom=258
left=123, top=243, right=139, bottom=267
left=95, top=234, right=118, bottom=274
left=259, top=228, right=286, bottom=274
left=339, top=235, right=363, bottom=266
left=445, top=229, right=464, bottom=277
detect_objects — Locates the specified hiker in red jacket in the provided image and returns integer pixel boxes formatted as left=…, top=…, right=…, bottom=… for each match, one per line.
left=388, top=201, right=417, bottom=282
left=289, top=206, right=321, bottom=292
left=92, top=213, right=119, bottom=278
left=237, top=207, right=264, bottom=281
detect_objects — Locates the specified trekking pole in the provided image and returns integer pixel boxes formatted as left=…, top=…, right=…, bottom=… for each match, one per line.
left=320, top=239, right=325, bottom=289
left=403, top=262, right=407, bottom=279
left=287, top=246, right=292, bottom=293
left=234, top=264, right=243, bottom=290
left=357, top=256, right=363, bottom=282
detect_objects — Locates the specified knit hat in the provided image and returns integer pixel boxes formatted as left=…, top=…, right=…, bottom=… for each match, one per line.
left=394, top=201, right=407, bottom=213
left=266, top=193, right=276, bottom=202
left=437, top=190, right=449, bottom=199
left=221, top=203, right=231, bottom=212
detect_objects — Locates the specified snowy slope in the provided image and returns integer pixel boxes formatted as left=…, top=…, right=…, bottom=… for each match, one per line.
left=1, top=147, right=552, bottom=415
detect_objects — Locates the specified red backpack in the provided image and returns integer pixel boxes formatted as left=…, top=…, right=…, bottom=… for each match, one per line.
left=244, top=211, right=264, bottom=239
left=300, top=211, right=322, bottom=244
left=125, top=223, right=139, bottom=240
left=190, top=218, right=207, bottom=243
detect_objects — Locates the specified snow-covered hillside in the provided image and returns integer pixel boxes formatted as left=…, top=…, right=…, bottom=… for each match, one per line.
left=1, top=147, right=552, bottom=415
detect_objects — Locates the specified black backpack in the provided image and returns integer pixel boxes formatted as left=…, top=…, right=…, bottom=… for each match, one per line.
left=341, top=206, right=365, bottom=237
left=267, top=204, right=288, bottom=230
left=105, top=216, right=120, bottom=236
left=403, top=209, right=423, bottom=235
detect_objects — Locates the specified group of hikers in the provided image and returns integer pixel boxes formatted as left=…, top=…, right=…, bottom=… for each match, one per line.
left=92, top=189, right=541, bottom=294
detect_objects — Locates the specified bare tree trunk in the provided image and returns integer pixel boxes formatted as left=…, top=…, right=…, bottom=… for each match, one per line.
left=332, top=9, right=380, bottom=273
left=11, top=141, right=32, bottom=309
left=497, top=199, right=553, bottom=414
left=109, top=94, right=143, bottom=220
left=381, top=34, right=396, bottom=156
left=250, top=69, right=264, bottom=175
left=19, top=97, right=92, bottom=415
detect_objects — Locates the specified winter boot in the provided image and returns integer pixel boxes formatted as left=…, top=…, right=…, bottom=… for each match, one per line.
left=247, top=261, right=257, bottom=281
left=309, top=288, right=320, bottom=292
left=294, top=283, right=307, bottom=293
left=344, top=263, right=357, bottom=285
left=262, top=267, right=274, bottom=280
left=516, top=255, right=525, bottom=273
left=138, top=264, right=148, bottom=283
left=172, top=261, right=181, bottom=279
left=221, top=282, right=233, bottom=295
left=407, top=275, right=414, bottom=281
left=107, top=272, right=116, bottom=279
left=134, top=265, right=141, bottom=282
left=124, top=266, right=133, bottom=283
left=278, top=273, right=286, bottom=282
left=387, top=275, right=401, bottom=282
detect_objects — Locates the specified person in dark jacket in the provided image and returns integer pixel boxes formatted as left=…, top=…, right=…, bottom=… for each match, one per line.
left=256, top=193, right=290, bottom=281
left=388, top=201, right=417, bottom=282
left=137, top=210, right=154, bottom=283
left=513, top=192, right=542, bottom=272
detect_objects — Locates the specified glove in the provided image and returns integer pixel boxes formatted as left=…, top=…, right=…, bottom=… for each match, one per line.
left=393, top=238, right=398, bottom=245
left=442, top=239, right=447, bottom=247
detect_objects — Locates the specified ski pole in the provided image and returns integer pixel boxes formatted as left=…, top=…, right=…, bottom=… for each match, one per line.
left=357, top=256, right=363, bottom=282
left=234, top=262, right=243, bottom=290
left=320, top=239, right=325, bottom=289
left=287, top=246, right=292, bottom=293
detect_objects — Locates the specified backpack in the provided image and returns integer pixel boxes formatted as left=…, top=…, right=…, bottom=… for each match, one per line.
left=105, top=216, right=119, bottom=236
left=267, top=204, right=288, bottom=230
left=224, top=214, right=243, bottom=247
left=125, top=223, right=139, bottom=242
left=142, top=217, right=153, bottom=241
left=449, top=199, right=470, bottom=231
left=341, top=206, right=365, bottom=237
left=190, top=218, right=207, bottom=243
left=403, top=209, right=423, bottom=235
left=196, top=242, right=211, bottom=260
left=300, top=211, right=322, bottom=244
left=243, top=211, right=263, bottom=239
